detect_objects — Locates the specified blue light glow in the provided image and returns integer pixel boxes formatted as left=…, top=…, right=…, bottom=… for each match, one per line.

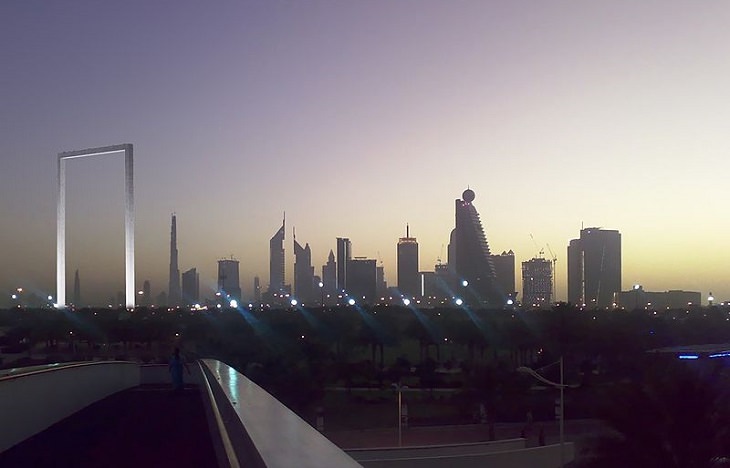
left=708, top=352, right=730, bottom=358
left=678, top=354, right=699, bottom=360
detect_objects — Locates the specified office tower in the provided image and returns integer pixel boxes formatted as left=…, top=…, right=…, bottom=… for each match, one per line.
left=447, top=188, right=503, bottom=306
left=253, top=277, right=262, bottom=303
left=567, top=228, right=621, bottom=308
left=142, top=280, right=151, bottom=306
left=293, top=230, right=315, bottom=303
left=348, top=258, right=377, bottom=303
left=397, top=225, right=419, bottom=298
left=168, top=214, right=181, bottom=306
left=336, top=238, right=351, bottom=292
left=322, top=250, right=337, bottom=293
left=376, top=265, right=387, bottom=298
left=181, top=268, right=199, bottom=305
left=218, top=258, right=241, bottom=301
left=73, top=269, right=81, bottom=306
left=491, top=250, right=516, bottom=298
left=522, top=257, right=553, bottom=308
left=269, top=217, right=285, bottom=294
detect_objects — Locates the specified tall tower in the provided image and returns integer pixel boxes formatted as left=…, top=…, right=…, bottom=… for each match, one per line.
left=269, top=216, right=285, bottom=294
left=447, top=188, right=503, bottom=306
left=253, top=277, right=262, bottom=303
left=293, top=229, right=315, bottom=303
left=522, top=257, right=553, bottom=308
left=181, top=268, right=199, bottom=305
left=168, top=214, right=181, bottom=306
left=322, top=250, right=336, bottom=293
left=73, top=269, right=81, bottom=307
left=142, top=280, right=151, bottom=306
left=397, top=224, right=419, bottom=298
left=218, top=258, right=241, bottom=301
left=336, top=238, right=351, bottom=292
left=567, top=228, right=621, bottom=308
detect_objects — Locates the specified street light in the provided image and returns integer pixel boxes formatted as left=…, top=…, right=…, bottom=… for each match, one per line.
left=393, top=382, right=409, bottom=446
left=517, top=358, right=577, bottom=468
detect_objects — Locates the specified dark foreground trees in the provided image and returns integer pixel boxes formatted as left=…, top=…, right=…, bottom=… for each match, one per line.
left=578, top=362, right=730, bottom=468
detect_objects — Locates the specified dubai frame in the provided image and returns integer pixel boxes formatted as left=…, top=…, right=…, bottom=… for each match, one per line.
left=57, top=144, right=135, bottom=309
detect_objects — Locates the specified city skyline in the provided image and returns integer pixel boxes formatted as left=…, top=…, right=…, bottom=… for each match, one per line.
left=2, top=2, right=730, bottom=305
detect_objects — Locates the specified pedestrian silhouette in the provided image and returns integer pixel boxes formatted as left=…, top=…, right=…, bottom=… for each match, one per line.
left=168, top=348, right=190, bottom=392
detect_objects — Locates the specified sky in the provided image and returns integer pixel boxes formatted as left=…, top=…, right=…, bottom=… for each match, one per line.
left=2, top=1, right=730, bottom=306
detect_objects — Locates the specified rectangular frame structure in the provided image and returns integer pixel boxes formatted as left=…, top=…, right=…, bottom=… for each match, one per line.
left=57, top=144, right=134, bottom=308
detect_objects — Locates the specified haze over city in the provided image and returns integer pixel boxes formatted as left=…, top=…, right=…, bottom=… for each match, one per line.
left=3, top=1, right=730, bottom=305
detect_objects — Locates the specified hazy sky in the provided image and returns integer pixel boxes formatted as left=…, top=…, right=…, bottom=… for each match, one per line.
left=2, top=1, right=730, bottom=305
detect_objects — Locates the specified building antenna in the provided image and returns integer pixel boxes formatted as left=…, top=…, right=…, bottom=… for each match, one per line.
left=406, top=223, right=409, bottom=238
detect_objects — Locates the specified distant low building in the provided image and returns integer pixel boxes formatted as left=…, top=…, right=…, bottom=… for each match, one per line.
left=615, top=285, right=701, bottom=310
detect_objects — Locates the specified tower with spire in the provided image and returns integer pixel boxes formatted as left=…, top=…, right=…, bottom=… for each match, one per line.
left=293, top=227, right=315, bottom=304
left=268, top=214, right=286, bottom=295
left=397, top=224, right=419, bottom=298
left=168, top=213, right=181, bottom=306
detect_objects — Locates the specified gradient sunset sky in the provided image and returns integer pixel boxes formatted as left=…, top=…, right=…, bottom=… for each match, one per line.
left=2, top=1, right=730, bottom=305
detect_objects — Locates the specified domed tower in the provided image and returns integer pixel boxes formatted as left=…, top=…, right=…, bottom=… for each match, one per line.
left=447, top=188, right=503, bottom=306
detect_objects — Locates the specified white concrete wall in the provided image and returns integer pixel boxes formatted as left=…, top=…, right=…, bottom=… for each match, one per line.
left=0, top=361, right=140, bottom=453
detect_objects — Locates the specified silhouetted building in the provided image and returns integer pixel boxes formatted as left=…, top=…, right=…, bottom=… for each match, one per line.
left=567, top=239, right=582, bottom=305
left=491, top=250, right=516, bottom=298
left=168, top=214, right=181, bottom=306
left=447, top=188, right=503, bottom=306
left=615, top=285, right=701, bottom=310
left=336, top=238, right=351, bottom=292
left=142, top=280, right=151, bottom=306
left=376, top=265, right=387, bottom=299
left=218, top=258, right=241, bottom=301
left=293, top=231, right=315, bottom=304
left=348, top=258, right=376, bottom=303
left=253, top=276, right=262, bottom=303
left=397, top=225, right=419, bottom=298
left=567, top=228, right=621, bottom=308
left=522, top=257, right=552, bottom=308
left=156, top=291, right=167, bottom=307
left=322, top=250, right=337, bottom=293
left=181, top=268, right=199, bottom=305
left=269, top=217, right=285, bottom=294
left=73, top=269, right=81, bottom=307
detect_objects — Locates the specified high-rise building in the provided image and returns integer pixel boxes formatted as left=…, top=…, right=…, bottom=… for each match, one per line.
left=567, top=228, right=621, bottom=308
left=181, top=268, right=199, bottom=305
left=447, top=188, right=503, bottom=306
left=269, top=217, right=285, bottom=294
left=397, top=225, right=419, bottom=299
left=348, top=257, right=377, bottom=303
left=322, top=250, right=337, bottom=293
left=376, top=265, right=387, bottom=299
left=491, top=250, right=516, bottom=298
left=253, top=277, right=262, bottom=303
left=336, top=238, right=351, bottom=292
left=293, top=230, right=315, bottom=304
left=522, top=257, right=553, bottom=308
left=73, top=269, right=81, bottom=307
left=168, top=214, right=181, bottom=306
left=218, top=258, right=241, bottom=301
left=142, top=280, right=151, bottom=306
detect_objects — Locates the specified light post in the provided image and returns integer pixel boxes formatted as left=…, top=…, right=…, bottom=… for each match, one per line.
left=318, top=281, right=324, bottom=306
left=394, top=382, right=409, bottom=446
left=517, top=357, right=576, bottom=468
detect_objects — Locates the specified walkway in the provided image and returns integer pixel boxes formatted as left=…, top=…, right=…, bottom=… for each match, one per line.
left=0, top=385, right=217, bottom=468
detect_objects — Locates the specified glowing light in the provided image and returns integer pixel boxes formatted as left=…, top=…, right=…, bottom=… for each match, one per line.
left=708, top=352, right=730, bottom=358
left=229, top=299, right=238, bottom=308
left=678, top=354, right=699, bottom=360
left=11, top=294, right=17, bottom=300
left=47, top=295, right=53, bottom=301
left=348, top=298, right=356, bottom=306
left=461, top=280, right=469, bottom=287
left=290, top=299, right=298, bottom=306
left=216, top=304, right=222, bottom=309
left=506, top=299, right=514, bottom=305
left=402, top=298, right=411, bottom=306
left=318, top=282, right=324, bottom=288
left=455, top=298, right=463, bottom=306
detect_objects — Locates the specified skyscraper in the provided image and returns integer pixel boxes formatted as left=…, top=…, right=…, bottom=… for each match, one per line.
left=168, top=214, right=181, bottom=306
left=293, top=230, right=315, bottom=303
left=73, top=269, right=81, bottom=307
left=397, top=225, right=419, bottom=299
left=218, top=258, right=241, bottom=301
left=269, top=217, right=285, bottom=294
left=567, top=228, right=621, bottom=308
left=181, top=268, right=199, bottom=305
left=336, top=238, right=351, bottom=292
left=522, top=257, right=553, bottom=308
left=322, top=250, right=336, bottom=293
left=348, top=257, right=377, bottom=303
left=491, top=250, right=516, bottom=299
left=447, top=188, right=503, bottom=306
left=253, top=276, right=262, bottom=304
left=142, top=280, right=151, bottom=306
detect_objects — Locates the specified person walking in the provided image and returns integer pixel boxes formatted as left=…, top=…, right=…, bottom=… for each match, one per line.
left=168, top=348, right=190, bottom=392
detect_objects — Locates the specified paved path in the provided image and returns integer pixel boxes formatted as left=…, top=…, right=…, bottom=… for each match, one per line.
left=0, top=385, right=217, bottom=468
